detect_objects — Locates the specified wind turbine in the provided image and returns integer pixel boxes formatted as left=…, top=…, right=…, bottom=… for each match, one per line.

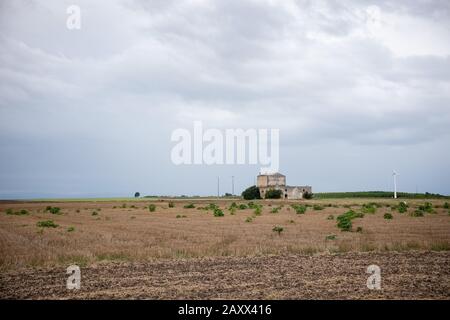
left=393, top=170, right=398, bottom=199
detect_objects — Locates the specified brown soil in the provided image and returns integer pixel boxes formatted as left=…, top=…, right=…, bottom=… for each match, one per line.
left=1, top=251, right=449, bottom=299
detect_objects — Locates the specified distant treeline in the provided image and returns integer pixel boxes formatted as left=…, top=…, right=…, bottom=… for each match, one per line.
left=314, top=191, right=449, bottom=199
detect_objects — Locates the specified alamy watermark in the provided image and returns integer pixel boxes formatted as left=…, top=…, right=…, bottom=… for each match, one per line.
left=366, top=264, right=381, bottom=290
left=66, top=5, right=81, bottom=30
left=66, top=265, right=81, bottom=290
left=171, top=121, right=279, bottom=173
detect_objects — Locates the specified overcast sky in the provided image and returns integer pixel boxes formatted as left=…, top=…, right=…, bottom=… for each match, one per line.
left=1, top=0, right=449, bottom=198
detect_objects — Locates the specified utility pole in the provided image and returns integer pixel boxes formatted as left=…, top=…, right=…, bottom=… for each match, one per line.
left=217, top=176, right=220, bottom=198
left=231, top=176, right=234, bottom=195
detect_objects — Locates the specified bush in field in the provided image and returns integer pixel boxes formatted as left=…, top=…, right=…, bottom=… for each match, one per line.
left=444, top=202, right=449, bottom=209
left=92, top=211, right=98, bottom=216
left=265, top=188, right=282, bottom=199
left=337, top=215, right=352, bottom=231
left=303, top=191, right=313, bottom=199
left=272, top=226, right=284, bottom=235
left=247, top=202, right=257, bottom=209
left=184, top=203, right=195, bottom=209
left=6, top=209, right=29, bottom=215
left=254, top=205, right=262, bottom=216
left=398, top=201, right=408, bottom=213
left=238, top=204, right=248, bottom=210
left=418, top=202, right=434, bottom=213
left=207, top=203, right=218, bottom=210
left=313, top=204, right=324, bottom=210
left=168, top=202, right=175, bottom=208
left=67, top=227, right=75, bottom=232
left=411, top=210, right=424, bottom=217
left=336, top=210, right=363, bottom=231
left=213, top=208, right=224, bottom=217
left=37, top=220, right=58, bottom=228
left=241, top=185, right=261, bottom=200
left=356, top=227, right=363, bottom=233
left=384, top=213, right=393, bottom=220
left=291, top=204, right=306, bottom=214
left=327, top=214, right=334, bottom=220
left=229, top=202, right=238, bottom=210
left=45, top=206, right=61, bottom=215
left=229, top=207, right=236, bottom=215
left=361, top=203, right=376, bottom=214
left=148, top=204, right=156, bottom=212
left=245, top=217, right=253, bottom=223
left=271, top=206, right=282, bottom=213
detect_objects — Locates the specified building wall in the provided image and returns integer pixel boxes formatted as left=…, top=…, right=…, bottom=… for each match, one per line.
left=257, top=174, right=286, bottom=188
left=257, top=173, right=311, bottom=199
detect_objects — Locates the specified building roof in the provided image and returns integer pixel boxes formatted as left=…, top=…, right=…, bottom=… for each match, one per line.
left=258, top=172, right=285, bottom=177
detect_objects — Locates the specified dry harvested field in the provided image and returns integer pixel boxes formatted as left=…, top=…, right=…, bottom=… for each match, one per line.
left=1, top=198, right=449, bottom=299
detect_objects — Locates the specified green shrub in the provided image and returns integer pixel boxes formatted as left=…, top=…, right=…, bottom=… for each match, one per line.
left=337, top=216, right=352, bottom=231
left=361, top=203, right=376, bottom=214
left=122, top=203, right=127, bottom=208
left=272, top=226, right=284, bottom=236
left=213, top=208, right=224, bottom=217
left=67, top=227, right=75, bottom=232
left=6, top=209, right=29, bottom=215
left=229, top=202, right=238, bottom=210
left=356, top=226, right=363, bottom=233
left=238, top=204, right=248, bottom=210
left=247, top=202, right=257, bottom=209
left=443, top=202, right=449, bottom=209
left=398, top=201, right=408, bottom=213
left=270, top=206, right=282, bottom=213
left=148, top=204, right=156, bottom=212
left=242, top=185, right=261, bottom=200
left=37, top=220, right=58, bottom=228
left=303, top=191, right=313, bottom=199
left=265, top=188, right=282, bottom=199
left=176, top=215, right=181, bottom=218
left=92, top=211, right=98, bottom=216
left=411, top=210, right=424, bottom=217
left=336, top=210, right=363, bottom=231
left=229, top=207, right=236, bottom=215
left=418, top=202, right=434, bottom=213
left=245, top=217, right=253, bottom=223
left=384, top=213, right=393, bottom=220
left=168, top=202, right=175, bottom=208
left=207, top=203, right=218, bottom=210
left=291, top=204, right=306, bottom=214
left=184, top=203, right=195, bottom=209
left=313, top=204, right=324, bottom=210
left=254, top=205, right=262, bottom=216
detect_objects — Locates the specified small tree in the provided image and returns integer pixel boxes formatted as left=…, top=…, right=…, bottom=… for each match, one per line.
left=242, top=186, right=261, bottom=200
left=134, top=192, right=140, bottom=198
left=265, top=188, right=282, bottom=199
left=303, top=191, right=313, bottom=199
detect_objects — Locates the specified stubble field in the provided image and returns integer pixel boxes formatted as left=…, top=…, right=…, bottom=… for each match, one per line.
left=0, top=198, right=449, bottom=299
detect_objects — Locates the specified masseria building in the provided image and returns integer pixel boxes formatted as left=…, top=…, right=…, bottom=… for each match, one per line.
left=257, top=172, right=312, bottom=200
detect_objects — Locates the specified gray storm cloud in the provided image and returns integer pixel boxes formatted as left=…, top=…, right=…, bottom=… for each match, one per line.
left=0, top=0, right=449, bottom=198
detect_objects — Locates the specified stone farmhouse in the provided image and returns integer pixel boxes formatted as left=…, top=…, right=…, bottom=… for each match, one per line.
left=257, top=172, right=312, bottom=199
